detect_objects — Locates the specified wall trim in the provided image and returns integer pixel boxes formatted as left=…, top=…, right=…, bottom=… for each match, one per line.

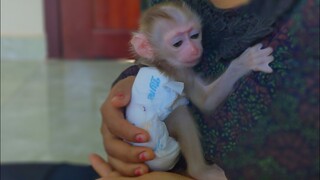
left=44, top=0, right=63, bottom=58
left=1, top=36, right=46, bottom=61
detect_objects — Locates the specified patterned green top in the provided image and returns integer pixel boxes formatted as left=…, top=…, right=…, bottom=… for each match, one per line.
left=114, top=0, right=319, bottom=179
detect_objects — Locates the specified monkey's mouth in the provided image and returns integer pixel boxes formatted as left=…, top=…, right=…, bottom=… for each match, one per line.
left=184, top=58, right=201, bottom=67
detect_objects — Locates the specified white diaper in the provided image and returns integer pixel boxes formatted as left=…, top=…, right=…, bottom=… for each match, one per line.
left=126, top=67, right=188, bottom=171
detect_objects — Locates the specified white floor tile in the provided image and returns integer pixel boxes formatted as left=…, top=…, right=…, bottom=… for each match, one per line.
left=1, top=59, right=133, bottom=165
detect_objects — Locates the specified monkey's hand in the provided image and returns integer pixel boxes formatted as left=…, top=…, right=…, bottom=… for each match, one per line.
left=191, top=43, right=273, bottom=113
left=233, top=43, right=274, bottom=74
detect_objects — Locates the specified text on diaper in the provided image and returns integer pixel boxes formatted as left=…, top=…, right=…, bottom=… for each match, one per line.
left=148, top=76, right=160, bottom=100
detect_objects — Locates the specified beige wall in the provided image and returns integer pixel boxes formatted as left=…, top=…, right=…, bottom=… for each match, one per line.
left=1, top=0, right=46, bottom=60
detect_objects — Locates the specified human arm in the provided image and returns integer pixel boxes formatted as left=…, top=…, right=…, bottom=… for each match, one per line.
left=100, top=76, right=155, bottom=176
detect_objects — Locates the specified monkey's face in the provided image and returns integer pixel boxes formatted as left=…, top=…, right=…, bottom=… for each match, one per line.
left=158, top=22, right=203, bottom=68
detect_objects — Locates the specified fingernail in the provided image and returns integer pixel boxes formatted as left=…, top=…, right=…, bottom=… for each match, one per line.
left=139, top=152, right=149, bottom=161
left=134, top=168, right=144, bottom=176
left=111, top=93, right=125, bottom=103
left=113, top=93, right=124, bottom=100
left=116, top=93, right=124, bottom=98
left=135, top=134, right=147, bottom=142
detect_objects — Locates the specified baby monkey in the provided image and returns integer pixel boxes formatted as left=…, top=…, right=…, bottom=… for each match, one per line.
left=126, top=1, right=273, bottom=180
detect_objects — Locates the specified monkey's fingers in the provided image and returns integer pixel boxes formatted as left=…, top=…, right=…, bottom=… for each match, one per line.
left=264, top=56, right=274, bottom=64
left=255, top=47, right=273, bottom=58
left=255, top=56, right=274, bottom=64
left=254, top=63, right=273, bottom=73
left=108, top=156, right=150, bottom=177
left=252, top=43, right=263, bottom=50
left=239, top=44, right=265, bottom=62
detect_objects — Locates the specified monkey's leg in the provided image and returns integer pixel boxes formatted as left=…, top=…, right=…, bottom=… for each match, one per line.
left=165, top=106, right=227, bottom=180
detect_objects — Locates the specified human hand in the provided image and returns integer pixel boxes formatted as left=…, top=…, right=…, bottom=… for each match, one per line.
left=89, top=153, right=193, bottom=180
left=100, top=76, right=155, bottom=176
left=232, top=43, right=274, bottom=74
left=209, top=0, right=250, bottom=9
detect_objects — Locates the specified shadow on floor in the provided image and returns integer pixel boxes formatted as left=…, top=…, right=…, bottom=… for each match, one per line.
left=1, top=163, right=98, bottom=180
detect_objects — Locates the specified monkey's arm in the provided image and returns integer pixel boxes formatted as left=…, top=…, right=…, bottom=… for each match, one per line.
left=185, top=44, right=273, bottom=114
left=185, top=61, right=247, bottom=114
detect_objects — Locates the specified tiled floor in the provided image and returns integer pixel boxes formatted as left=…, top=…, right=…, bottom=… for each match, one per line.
left=1, top=59, right=133, bottom=165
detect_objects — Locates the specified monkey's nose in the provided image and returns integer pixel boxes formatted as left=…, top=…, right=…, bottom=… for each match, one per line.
left=191, top=48, right=199, bottom=56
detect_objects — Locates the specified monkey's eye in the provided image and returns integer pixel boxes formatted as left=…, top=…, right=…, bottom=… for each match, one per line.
left=173, top=40, right=183, bottom=48
left=190, top=33, right=200, bottom=39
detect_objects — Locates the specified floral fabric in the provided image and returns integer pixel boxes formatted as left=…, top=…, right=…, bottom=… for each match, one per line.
left=113, top=0, right=319, bottom=179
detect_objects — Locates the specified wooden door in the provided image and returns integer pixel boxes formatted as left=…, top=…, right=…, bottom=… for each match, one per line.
left=60, top=0, right=141, bottom=59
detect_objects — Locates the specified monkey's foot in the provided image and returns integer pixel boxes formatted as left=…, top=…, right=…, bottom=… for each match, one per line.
left=188, top=164, right=228, bottom=180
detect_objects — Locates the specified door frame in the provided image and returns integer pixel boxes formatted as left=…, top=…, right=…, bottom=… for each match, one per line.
left=44, top=0, right=63, bottom=59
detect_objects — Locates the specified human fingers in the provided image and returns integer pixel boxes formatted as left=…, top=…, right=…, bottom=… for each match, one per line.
left=108, top=155, right=150, bottom=177
left=102, top=123, right=155, bottom=163
left=108, top=76, right=136, bottom=108
left=89, top=153, right=119, bottom=177
left=100, top=77, right=150, bottom=143
left=102, top=110, right=150, bottom=143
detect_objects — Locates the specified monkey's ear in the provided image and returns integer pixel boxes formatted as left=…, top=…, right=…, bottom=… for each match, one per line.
left=130, top=33, right=154, bottom=59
